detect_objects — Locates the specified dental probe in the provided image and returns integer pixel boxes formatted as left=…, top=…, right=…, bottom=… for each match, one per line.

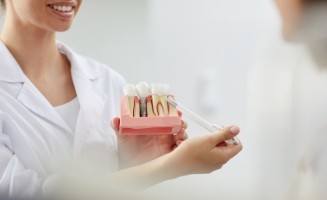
left=167, top=96, right=239, bottom=145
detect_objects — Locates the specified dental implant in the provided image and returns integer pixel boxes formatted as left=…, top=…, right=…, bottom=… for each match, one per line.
left=136, top=82, right=151, bottom=117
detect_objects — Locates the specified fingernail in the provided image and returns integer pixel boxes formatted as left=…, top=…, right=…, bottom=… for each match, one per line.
left=230, top=126, right=240, bottom=135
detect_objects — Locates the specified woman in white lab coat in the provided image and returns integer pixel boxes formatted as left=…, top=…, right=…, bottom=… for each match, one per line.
left=0, top=0, right=242, bottom=198
left=247, top=0, right=327, bottom=199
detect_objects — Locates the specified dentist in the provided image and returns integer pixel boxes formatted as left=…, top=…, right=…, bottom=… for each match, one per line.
left=0, top=0, right=242, bottom=198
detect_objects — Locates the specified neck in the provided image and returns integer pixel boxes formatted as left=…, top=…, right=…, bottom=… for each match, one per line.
left=0, top=12, right=65, bottom=79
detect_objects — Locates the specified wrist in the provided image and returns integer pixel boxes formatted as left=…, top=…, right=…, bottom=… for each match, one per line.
left=158, top=148, right=189, bottom=180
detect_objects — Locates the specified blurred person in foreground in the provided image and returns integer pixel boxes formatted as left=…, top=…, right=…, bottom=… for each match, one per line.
left=247, top=0, right=327, bottom=199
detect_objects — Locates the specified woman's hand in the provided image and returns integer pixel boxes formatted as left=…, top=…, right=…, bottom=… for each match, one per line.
left=164, top=126, right=242, bottom=177
left=109, top=126, right=242, bottom=190
left=112, top=117, right=187, bottom=168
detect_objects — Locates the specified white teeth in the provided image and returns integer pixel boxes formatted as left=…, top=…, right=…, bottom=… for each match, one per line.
left=123, top=84, right=138, bottom=96
left=136, top=82, right=151, bottom=98
left=123, top=85, right=139, bottom=117
left=51, top=5, right=73, bottom=12
left=151, top=84, right=161, bottom=96
left=151, top=84, right=170, bottom=96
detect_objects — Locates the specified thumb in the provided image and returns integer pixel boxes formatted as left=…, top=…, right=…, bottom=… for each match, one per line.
left=208, top=126, right=240, bottom=148
left=111, top=117, right=120, bottom=133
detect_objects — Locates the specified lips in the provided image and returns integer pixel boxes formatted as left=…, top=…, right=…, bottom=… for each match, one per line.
left=47, top=1, right=77, bottom=19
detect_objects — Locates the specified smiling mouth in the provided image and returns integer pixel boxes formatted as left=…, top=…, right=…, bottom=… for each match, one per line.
left=47, top=3, right=76, bottom=18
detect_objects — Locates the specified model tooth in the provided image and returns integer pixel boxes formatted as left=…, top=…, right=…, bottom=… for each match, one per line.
left=159, top=84, right=169, bottom=116
left=123, top=84, right=138, bottom=116
left=136, top=82, right=151, bottom=97
left=159, top=84, right=178, bottom=116
left=123, top=84, right=134, bottom=96
left=151, top=84, right=159, bottom=116
left=151, top=84, right=168, bottom=116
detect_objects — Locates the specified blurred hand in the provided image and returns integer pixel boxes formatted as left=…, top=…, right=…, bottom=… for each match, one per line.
left=166, top=126, right=242, bottom=176
left=112, top=117, right=187, bottom=168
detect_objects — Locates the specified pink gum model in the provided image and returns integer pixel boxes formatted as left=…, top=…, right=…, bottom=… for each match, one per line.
left=119, top=96, right=183, bottom=135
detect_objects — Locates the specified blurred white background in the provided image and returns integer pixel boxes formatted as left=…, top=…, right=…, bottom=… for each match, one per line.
left=0, top=0, right=281, bottom=199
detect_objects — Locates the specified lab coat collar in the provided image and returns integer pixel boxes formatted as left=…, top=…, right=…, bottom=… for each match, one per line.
left=0, top=41, right=26, bottom=83
left=57, top=42, right=100, bottom=81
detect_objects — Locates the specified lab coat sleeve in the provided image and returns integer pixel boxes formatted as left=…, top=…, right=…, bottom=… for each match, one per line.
left=0, top=121, right=42, bottom=197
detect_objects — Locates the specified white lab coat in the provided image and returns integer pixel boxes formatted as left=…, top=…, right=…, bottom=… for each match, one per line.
left=247, top=37, right=327, bottom=200
left=0, top=41, right=126, bottom=197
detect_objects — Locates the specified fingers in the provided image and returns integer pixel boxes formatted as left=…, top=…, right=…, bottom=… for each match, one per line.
left=207, top=126, right=240, bottom=148
left=174, top=131, right=185, bottom=141
left=174, top=131, right=187, bottom=146
left=175, top=121, right=187, bottom=140
left=174, top=120, right=188, bottom=146
left=111, top=117, right=120, bottom=132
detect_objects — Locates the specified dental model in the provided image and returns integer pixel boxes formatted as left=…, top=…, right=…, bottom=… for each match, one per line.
left=119, top=82, right=183, bottom=135
left=119, top=82, right=239, bottom=145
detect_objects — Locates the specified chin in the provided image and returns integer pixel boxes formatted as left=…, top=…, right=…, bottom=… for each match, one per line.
left=49, top=23, right=73, bottom=32
left=55, top=26, right=72, bottom=32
